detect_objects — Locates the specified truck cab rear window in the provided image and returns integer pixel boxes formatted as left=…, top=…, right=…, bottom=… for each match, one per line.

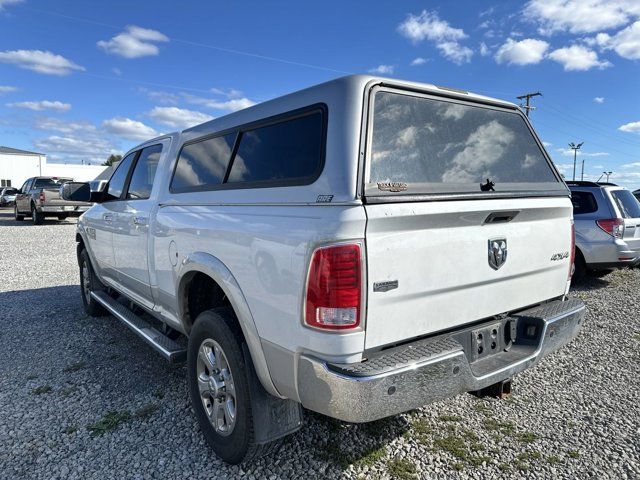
left=368, top=91, right=561, bottom=196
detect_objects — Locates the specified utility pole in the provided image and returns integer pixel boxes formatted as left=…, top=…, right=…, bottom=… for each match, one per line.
left=517, top=91, right=542, bottom=117
left=581, top=159, right=585, bottom=181
left=604, top=171, right=612, bottom=182
left=569, top=142, right=583, bottom=181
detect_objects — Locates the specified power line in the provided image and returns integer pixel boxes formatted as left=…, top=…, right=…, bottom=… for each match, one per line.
left=20, top=5, right=352, bottom=75
left=516, top=91, right=542, bottom=117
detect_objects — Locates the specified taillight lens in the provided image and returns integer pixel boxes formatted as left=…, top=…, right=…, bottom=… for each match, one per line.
left=39, top=191, right=45, bottom=203
left=305, top=243, right=362, bottom=330
left=596, top=218, right=624, bottom=238
left=569, top=221, right=575, bottom=280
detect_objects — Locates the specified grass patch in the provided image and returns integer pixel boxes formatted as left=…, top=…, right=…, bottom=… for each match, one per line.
left=434, top=435, right=467, bottom=458
left=63, top=361, right=86, bottom=372
left=31, top=385, right=52, bottom=395
left=152, top=389, right=164, bottom=400
left=387, top=458, right=417, bottom=479
left=135, top=403, right=159, bottom=420
left=63, top=425, right=77, bottom=435
left=473, top=402, right=490, bottom=415
left=517, top=432, right=538, bottom=443
left=87, top=410, right=131, bottom=436
left=468, top=455, right=492, bottom=467
left=439, top=414, right=462, bottom=422
left=518, top=451, right=542, bottom=461
left=498, top=463, right=511, bottom=472
left=547, top=455, right=561, bottom=464
left=567, top=450, right=580, bottom=459
left=482, top=418, right=516, bottom=434
left=453, top=462, right=465, bottom=471
left=352, top=445, right=386, bottom=468
left=515, top=460, right=529, bottom=471
left=633, top=333, right=640, bottom=341
left=59, top=386, right=78, bottom=397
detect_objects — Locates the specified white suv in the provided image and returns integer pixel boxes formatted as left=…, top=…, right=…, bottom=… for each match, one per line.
left=64, top=75, right=585, bottom=463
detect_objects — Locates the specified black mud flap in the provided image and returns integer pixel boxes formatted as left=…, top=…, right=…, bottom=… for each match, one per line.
left=242, top=344, right=303, bottom=444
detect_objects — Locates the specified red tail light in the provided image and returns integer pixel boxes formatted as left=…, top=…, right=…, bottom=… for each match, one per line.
left=39, top=191, right=45, bottom=203
left=305, top=243, right=362, bottom=330
left=569, top=221, right=575, bottom=280
left=596, top=218, right=624, bottom=238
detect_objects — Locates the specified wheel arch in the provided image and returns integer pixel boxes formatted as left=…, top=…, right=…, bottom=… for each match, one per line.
left=177, top=252, right=283, bottom=399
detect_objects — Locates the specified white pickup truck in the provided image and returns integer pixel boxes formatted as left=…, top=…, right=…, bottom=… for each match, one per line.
left=63, top=75, right=585, bottom=464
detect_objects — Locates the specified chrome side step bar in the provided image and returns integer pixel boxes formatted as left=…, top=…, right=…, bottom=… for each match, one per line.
left=91, top=291, right=186, bottom=363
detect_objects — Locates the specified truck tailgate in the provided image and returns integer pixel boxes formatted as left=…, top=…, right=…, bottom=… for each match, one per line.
left=42, top=187, right=89, bottom=207
left=363, top=196, right=573, bottom=349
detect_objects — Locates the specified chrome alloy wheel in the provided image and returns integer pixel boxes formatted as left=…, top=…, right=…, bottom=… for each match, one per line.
left=81, top=260, right=91, bottom=303
left=196, top=339, right=237, bottom=436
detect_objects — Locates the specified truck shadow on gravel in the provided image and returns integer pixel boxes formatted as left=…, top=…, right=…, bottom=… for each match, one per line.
left=0, top=208, right=76, bottom=226
left=0, top=284, right=411, bottom=477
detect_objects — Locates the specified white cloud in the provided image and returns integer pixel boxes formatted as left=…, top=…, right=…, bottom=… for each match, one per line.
left=0, top=85, right=17, bottom=94
left=182, top=93, right=256, bottom=112
left=619, top=121, right=640, bottom=133
left=542, top=141, right=553, bottom=147
left=556, top=147, right=610, bottom=157
left=495, top=38, right=549, bottom=65
left=548, top=45, right=612, bottom=70
left=621, top=162, right=640, bottom=168
left=112, top=67, right=122, bottom=76
left=97, top=25, right=168, bottom=59
left=7, top=100, right=71, bottom=111
left=593, top=96, right=605, bottom=103
left=369, top=64, right=394, bottom=74
left=34, top=117, right=95, bottom=134
left=590, top=20, right=640, bottom=60
left=437, top=42, right=474, bottom=64
left=410, top=57, right=427, bottom=66
left=523, top=0, right=640, bottom=35
left=147, top=106, right=212, bottom=129
left=479, top=42, right=491, bottom=56
left=102, top=117, right=158, bottom=140
left=0, top=0, right=22, bottom=10
left=398, top=10, right=473, bottom=64
left=0, top=49, right=84, bottom=75
left=139, top=87, right=180, bottom=105
left=33, top=135, right=120, bottom=164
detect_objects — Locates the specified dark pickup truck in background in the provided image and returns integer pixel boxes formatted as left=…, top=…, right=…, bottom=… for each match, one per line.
left=14, top=176, right=92, bottom=224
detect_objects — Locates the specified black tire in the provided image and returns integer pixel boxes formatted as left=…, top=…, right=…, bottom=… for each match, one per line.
left=188, top=308, right=271, bottom=464
left=14, top=205, right=24, bottom=221
left=573, top=249, right=586, bottom=281
left=31, top=204, right=44, bottom=225
left=79, top=249, right=107, bottom=317
left=58, top=215, right=69, bottom=221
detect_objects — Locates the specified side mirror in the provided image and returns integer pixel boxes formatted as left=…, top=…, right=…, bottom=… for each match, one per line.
left=60, top=182, right=94, bottom=202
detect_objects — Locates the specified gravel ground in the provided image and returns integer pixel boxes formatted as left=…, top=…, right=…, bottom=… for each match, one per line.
left=0, top=208, right=638, bottom=480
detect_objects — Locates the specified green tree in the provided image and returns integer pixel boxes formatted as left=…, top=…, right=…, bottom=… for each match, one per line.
left=102, top=154, right=122, bottom=166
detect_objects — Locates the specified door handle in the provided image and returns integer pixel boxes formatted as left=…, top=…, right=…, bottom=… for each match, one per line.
left=103, top=213, right=113, bottom=222
left=132, top=216, right=147, bottom=226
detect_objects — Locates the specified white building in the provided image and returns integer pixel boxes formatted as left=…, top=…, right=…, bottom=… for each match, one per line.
left=0, top=146, right=108, bottom=188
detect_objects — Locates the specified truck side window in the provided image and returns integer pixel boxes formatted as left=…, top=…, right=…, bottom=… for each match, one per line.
left=171, top=133, right=236, bottom=192
left=106, top=152, right=137, bottom=200
left=126, top=144, right=162, bottom=200
left=227, top=111, right=323, bottom=185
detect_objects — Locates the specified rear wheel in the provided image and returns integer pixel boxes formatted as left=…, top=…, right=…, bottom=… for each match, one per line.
left=57, top=214, right=69, bottom=221
left=188, top=308, right=270, bottom=464
left=573, top=249, right=586, bottom=281
left=31, top=205, right=44, bottom=225
left=79, top=249, right=107, bottom=317
left=14, top=205, right=24, bottom=221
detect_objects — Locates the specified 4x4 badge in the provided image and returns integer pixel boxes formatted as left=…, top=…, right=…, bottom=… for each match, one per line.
left=488, top=238, right=507, bottom=270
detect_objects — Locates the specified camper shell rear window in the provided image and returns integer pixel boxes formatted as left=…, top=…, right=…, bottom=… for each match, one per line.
left=365, top=88, right=565, bottom=199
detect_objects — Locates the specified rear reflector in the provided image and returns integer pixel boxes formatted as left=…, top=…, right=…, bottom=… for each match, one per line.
left=596, top=218, right=624, bottom=238
left=305, top=243, right=362, bottom=330
left=39, top=191, right=45, bottom=203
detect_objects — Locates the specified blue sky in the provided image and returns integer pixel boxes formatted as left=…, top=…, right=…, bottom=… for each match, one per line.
left=0, top=0, right=638, bottom=187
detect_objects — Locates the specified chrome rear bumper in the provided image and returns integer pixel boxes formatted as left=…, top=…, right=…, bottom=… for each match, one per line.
left=297, top=298, right=585, bottom=423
